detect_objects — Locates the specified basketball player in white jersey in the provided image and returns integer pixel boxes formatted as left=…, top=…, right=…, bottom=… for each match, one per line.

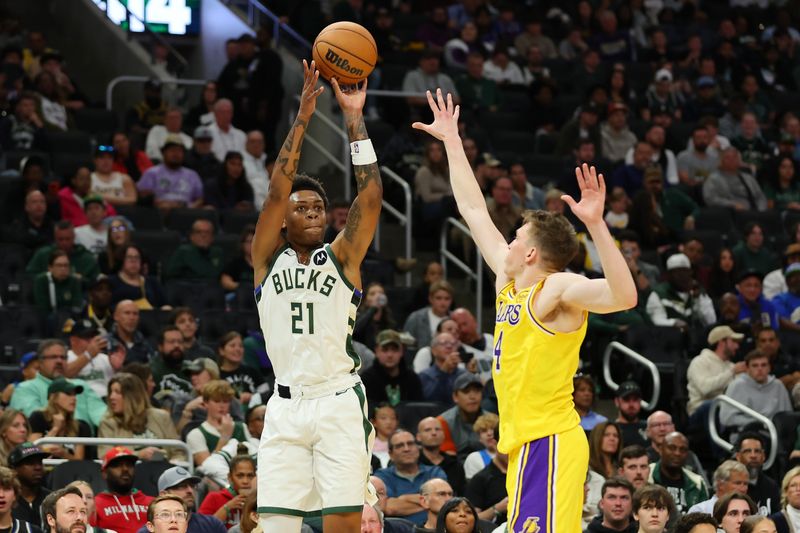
left=252, top=61, right=382, bottom=533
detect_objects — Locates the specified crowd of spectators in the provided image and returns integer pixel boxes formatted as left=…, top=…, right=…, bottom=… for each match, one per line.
left=2, top=0, right=800, bottom=532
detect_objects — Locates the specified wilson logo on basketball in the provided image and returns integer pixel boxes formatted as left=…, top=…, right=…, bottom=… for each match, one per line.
left=324, top=48, right=364, bottom=76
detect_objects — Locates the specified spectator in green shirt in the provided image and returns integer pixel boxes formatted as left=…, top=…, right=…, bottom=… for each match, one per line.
left=732, top=222, right=780, bottom=276
left=455, top=52, right=499, bottom=113
left=32, top=249, right=83, bottom=313
left=26, top=220, right=99, bottom=282
left=164, top=218, right=224, bottom=281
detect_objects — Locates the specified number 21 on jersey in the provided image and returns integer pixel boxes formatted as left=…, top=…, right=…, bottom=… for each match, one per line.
left=291, top=302, right=315, bottom=334
left=493, top=331, right=503, bottom=372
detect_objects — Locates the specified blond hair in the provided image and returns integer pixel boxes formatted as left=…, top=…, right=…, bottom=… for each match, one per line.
left=105, top=372, right=150, bottom=434
left=521, top=210, right=579, bottom=271
left=201, top=379, right=236, bottom=402
left=43, top=391, right=79, bottom=437
left=473, top=413, right=499, bottom=433
left=0, top=409, right=29, bottom=467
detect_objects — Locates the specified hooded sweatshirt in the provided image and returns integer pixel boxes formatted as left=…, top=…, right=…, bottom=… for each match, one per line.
left=586, top=517, right=637, bottom=533
left=719, top=373, right=792, bottom=438
left=686, top=348, right=736, bottom=415
left=94, top=490, right=154, bottom=533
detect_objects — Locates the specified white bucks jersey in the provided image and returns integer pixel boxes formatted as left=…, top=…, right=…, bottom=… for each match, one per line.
left=255, top=243, right=362, bottom=386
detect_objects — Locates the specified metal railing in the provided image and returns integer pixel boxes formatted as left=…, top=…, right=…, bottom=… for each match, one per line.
left=106, top=76, right=208, bottom=110
left=602, top=341, right=661, bottom=411
left=221, top=0, right=311, bottom=53
left=374, top=166, right=413, bottom=287
left=709, top=395, right=778, bottom=470
left=35, top=437, right=194, bottom=472
left=440, top=217, right=483, bottom=327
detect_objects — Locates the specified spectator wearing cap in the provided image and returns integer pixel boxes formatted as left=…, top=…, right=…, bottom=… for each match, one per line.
left=648, top=432, right=709, bottom=515
left=646, top=253, right=717, bottom=330
left=90, top=145, right=137, bottom=207
left=3, top=189, right=54, bottom=252
left=555, top=102, right=601, bottom=157
left=683, top=77, right=726, bottom=122
left=28, top=377, right=92, bottom=460
left=736, top=270, right=780, bottom=331
left=184, top=127, right=221, bottom=182
left=207, top=99, right=246, bottom=163
left=133, top=466, right=226, bottom=533
left=94, top=447, right=154, bottom=533
left=687, top=325, right=747, bottom=424
left=615, top=381, right=648, bottom=448
left=112, top=132, right=153, bottom=182
left=624, top=125, right=679, bottom=187
left=601, top=102, right=638, bottom=164
left=185, top=380, right=256, bottom=467
left=402, top=51, right=460, bottom=118
left=137, top=136, right=204, bottom=211
left=642, top=68, right=684, bottom=120
left=64, top=318, right=123, bottom=399
left=58, top=167, right=117, bottom=229
left=703, top=148, right=768, bottom=211
left=0, top=353, right=39, bottom=407
left=0, top=465, right=40, bottom=533
left=26, top=221, right=100, bottom=282
left=720, top=350, right=792, bottom=442
left=11, top=339, right=107, bottom=427
left=688, top=460, right=750, bottom=515
left=10, top=443, right=50, bottom=528
left=164, top=219, right=224, bottom=282
left=419, top=332, right=465, bottom=406
left=32, top=250, right=83, bottom=313
left=361, top=329, right=422, bottom=406
left=733, top=223, right=779, bottom=277
left=437, top=373, right=488, bottom=459
left=125, top=79, right=167, bottom=137
left=242, top=131, right=269, bottom=209
left=73, top=196, right=108, bottom=256
left=167, top=308, right=215, bottom=361
left=145, top=107, right=192, bottom=163
left=678, top=126, right=721, bottom=192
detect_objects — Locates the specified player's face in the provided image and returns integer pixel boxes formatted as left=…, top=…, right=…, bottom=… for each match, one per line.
left=504, top=224, right=535, bottom=279
left=720, top=499, right=751, bottom=533
left=285, top=191, right=326, bottom=248
left=634, top=502, right=668, bottom=533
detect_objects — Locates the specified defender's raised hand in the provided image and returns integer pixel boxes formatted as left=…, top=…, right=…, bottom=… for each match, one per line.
left=331, top=77, right=367, bottom=115
left=562, top=163, right=606, bottom=226
left=412, top=89, right=460, bottom=142
left=298, top=60, right=325, bottom=119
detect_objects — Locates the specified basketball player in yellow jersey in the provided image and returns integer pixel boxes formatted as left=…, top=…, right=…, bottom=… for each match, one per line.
left=413, top=90, right=638, bottom=533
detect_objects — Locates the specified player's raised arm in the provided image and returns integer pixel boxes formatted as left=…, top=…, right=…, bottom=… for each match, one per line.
left=253, top=60, right=324, bottom=284
left=413, top=89, right=508, bottom=280
left=558, top=164, right=638, bottom=313
left=330, top=77, right=383, bottom=278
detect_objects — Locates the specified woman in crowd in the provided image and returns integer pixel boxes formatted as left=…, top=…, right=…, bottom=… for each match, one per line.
left=204, top=151, right=254, bottom=211
left=354, top=282, right=396, bottom=349
left=221, top=225, right=255, bottom=292
left=227, top=490, right=258, bottom=533
left=463, top=413, right=498, bottom=481
left=628, top=189, right=673, bottom=250
left=108, top=244, right=166, bottom=309
left=741, top=516, right=777, bottom=533
left=589, top=421, right=622, bottom=479
left=217, top=332, right=265, bottom=407
left=29, top=378, right=91, bottom=460
left=370, top=403, right=398, bottom=468
left=770, top=466, right=800, bottom=533
left=98, top=372, right=185, bottom=461
left=443, top=22, right=486, bottom=71
left=186, top=81, right=218, bottom=130
left=633, top=484, right=674, bottom=533
left=97, top=217, right=133, bottom=275
left=607, top=64, right=634, bottom=107
left=714, top=492, right=756, bottom=533
left=764, top=156, right=800, bottom=212
left=435, top=497, right=480, bottom=533
left=574, top=375, right=607, bottom=431
left=415, top=140, right=455, bottom=238
left=733, top=223, right=780, bottom=276
left=112, top=131, right=152, bottom=181
left=709, top=247, right=738, bottom=299
left=198, top=449, right=256, bottom=529
left=0, top=409, right=29, bottom=468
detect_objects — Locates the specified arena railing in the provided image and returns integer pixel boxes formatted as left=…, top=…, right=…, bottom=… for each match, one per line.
left=220, top=0, right=312, bottom=57
left=106, top=76, right=209, bottom=110
left=374, top=166, right=413, bottom=287
left=35, top=436, right=194, bottom=472
left=708, top=395, right=778, bottom=470
left=602, top=341, right=661, bottom=411
left=440, top=217, right=483, bottom=327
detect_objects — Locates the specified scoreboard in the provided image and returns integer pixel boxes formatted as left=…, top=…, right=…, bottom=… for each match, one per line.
left=93, top=0, right=200, bottom=36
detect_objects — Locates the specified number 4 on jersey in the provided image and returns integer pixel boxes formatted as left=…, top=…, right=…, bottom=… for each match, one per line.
left=493, top=331, right=503, bottom=372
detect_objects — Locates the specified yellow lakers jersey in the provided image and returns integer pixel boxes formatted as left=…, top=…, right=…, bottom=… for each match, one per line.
left=493, top=278, right=587, bottom=454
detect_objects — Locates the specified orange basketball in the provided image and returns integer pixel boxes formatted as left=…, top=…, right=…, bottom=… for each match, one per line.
left=312, top=22, right=377, bottom=85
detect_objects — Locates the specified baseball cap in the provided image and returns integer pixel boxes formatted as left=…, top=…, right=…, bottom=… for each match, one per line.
left=90, top=275, right=112, bottom=291
left=707, top=325, right=745, bottom=345
left=453, top=373, right=483, bottom=391
left=161, top=134, right=185, bottom=151
left=94, top=144, right=115, bottom=157
left=182, top=357, right=220, bottom=379
left=785, top=263, right=800, bottom=278
left=376, top=329, right=404, bottom=347
left=696, top=76, right=716, bottom=88
left=102, top=446, right=138, bottom=470
left=83, top=195, right=105, bottom=211
left=19, top=351, right=36, bottom=370
left=737, top=269, right=763, bottom=283
left=48, top=377, right=84, bottom=396
left=9, top=443, right=49, bottom=467
left=607, top=102, right=628, bottom=115
left=68, top=318, right=98, bottom=338
left=784, top=243, right=800, bottom=257
left=665, top=253, right=691, bottom=271
left=655, top=68, right=673, bottom=82
left=616, top=381, right=641, bottom=398
left=157, top=466, right=201, bottom=492
left=193, top=126, right=213, bottom=140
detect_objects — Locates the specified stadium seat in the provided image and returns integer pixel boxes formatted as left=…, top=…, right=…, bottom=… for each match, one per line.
left=43, top=131, right=93, bottom=155
left=164, top=208, right=220, bottom=234
left=498, top=89, right=531, bottom=113
left=114, top=205, right=164, bottom=231
left=772, top=411, right=800, bottom=479
left=236, top=285, right=258, bottom=312
left=522, top=154, right=565, bottom=187
left=364, top=118, right=395, bottom=156
left=624, top=325, right=686, bottom=374
left=785, top=211, right=800, bottom=236
left=0, top=305, right=45, bottom=339
left=137, top=309, right=168, bottom=344
left=491, top=131, right=537, bottom=155
left=4, top=151, right=50, bottom=173
left=534, top=132, right=558, bottom=154
left=199, top=310, right=241, bottom=344
left=214, top=233, right=240, bottom=259
left=0, top=244, right=30, bottom=281
left=221, top=210, right=258, bottom=235
left=478, top=112, right=526, bottom=135
left=394, top=401, right=447, bottom=432
left=384, top=518, right=415, bottom=533
left=73, top=108, right=118, bottom=137
left=133, top=461, right=172, bottom=497
left=52, top=152, right=92, bottom=180
left=133, top=230, right=182, bottom=271
left=167, top=282, right=225, bottom=311
left=695, top=207, right=737, bottom=243
left=384, top=286, right=416, bottom=325
left=47, top=460, right=104, bottom=493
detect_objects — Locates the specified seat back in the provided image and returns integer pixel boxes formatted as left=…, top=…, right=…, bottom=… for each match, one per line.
left=47, top=460, right=104, bottom=493
left=394, top=401, right=447, bottom=432
left=133, top=461, right=173, bottom=497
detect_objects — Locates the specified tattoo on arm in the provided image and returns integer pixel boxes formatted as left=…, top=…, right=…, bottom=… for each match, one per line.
left=344, top=112, right=382, bottom=193
left=275, top=117, right=307, bottom=183
left=343, top=199, right=362, bottom=243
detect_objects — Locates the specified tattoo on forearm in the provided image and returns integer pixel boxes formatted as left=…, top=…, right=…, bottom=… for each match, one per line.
left=276, top=117, right=307, bottom=181
left=344, top=199, right=362, bottom=243
left=345, top=112, right=382, bottom=193
left=344, top=112, right=368, bottom=141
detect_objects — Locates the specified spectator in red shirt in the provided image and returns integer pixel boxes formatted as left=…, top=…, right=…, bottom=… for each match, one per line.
left=197, top=452, right=254, bottom=529
left=94, top=447, right=154, bottom=533
left=59, top=166, right=117, bottom=227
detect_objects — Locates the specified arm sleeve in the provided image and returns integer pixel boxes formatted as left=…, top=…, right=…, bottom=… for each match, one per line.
left=645, top=291, right=676, bottom=326
left=665, top=152, right=679, bottom=185
left=702, top=175, right=737, bottom=208
left=144, top=127, right=161, bottom=161
left=186, top=428, right=209, bottom=455
left=694, top=294, right=717, bottom=326
left=9, top=383, right=39, bottom=416
left=687, top=358, right=735, bottom=397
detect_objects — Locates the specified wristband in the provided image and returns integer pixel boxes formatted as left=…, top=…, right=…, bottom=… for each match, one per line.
left=350, top=139, right=377, bottom=166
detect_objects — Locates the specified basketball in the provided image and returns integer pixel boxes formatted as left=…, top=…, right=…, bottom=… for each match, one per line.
left=312, top=22, right=377, bottom=85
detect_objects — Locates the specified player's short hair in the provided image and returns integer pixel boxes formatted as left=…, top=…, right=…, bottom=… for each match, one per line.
left=428, top=280, right=454, bottom=297
left=291, top=174, right=329, bottom=209
left=521, top=210, right=579, bottom=271
left=473, top=413, right=499, bottom=433
left=146, top=494, right=187, bottom=522
left=674, top=513, right=718, bottom=533
left=713, top=492, right=756, bottom=524
left=600, top=476, right=634, bottom=498
left=632, top=484, right=675, bottom=516
left=201, top=380, right=236, bottom=402
left=620, top=445, right=648, bottom=465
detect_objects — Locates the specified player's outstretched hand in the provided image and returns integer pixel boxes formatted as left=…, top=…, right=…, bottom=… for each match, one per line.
left=412, top=88, right=460, bottom=142
left=331, top=76, right=367, bottom=114
left=562, top=163, right=606, bottom=226
left=298, top=59, right=325, bottom=119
